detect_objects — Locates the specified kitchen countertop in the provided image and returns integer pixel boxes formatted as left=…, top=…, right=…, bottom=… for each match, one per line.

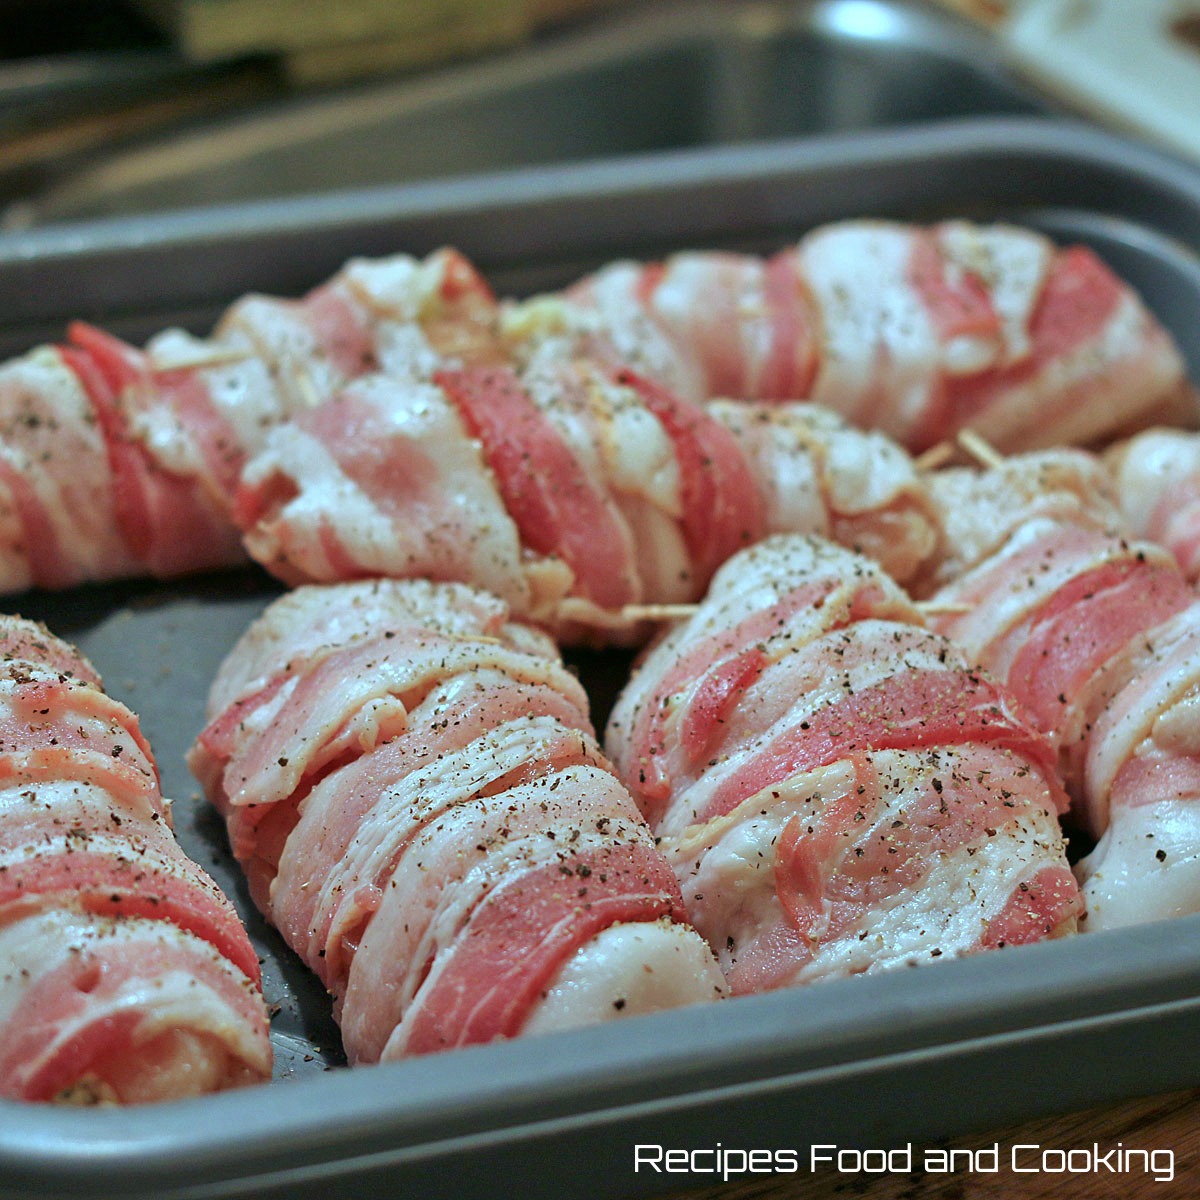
left=667, top=1087, right=1200, bottom=1199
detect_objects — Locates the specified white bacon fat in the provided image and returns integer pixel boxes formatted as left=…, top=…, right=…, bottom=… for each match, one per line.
left=605, top=535, right=1080, bottom=994
left=0, top=616, right=271, bottom=1103
left=188, top=578, right=725, bottom=1063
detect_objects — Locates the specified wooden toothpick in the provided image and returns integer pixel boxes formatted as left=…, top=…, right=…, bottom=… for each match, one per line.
left=915, top=599, right=975, bottom=617
left=149, top=344, right=252, bottom=372
left=956, top=428, right=1006, bottom=471
left=914, top=441, right=956, bottom=472
left=619, top=603, right=700, bottom=623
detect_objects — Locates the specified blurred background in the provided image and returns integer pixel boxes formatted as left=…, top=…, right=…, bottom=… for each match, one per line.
left=0, top=0, right=1197, bottom=229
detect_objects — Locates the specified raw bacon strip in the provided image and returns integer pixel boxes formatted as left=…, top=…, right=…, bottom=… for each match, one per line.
left=315, top=246, right=502, bottom=379
left=398, top=840, right=685, bottom=1055
left=693, top=663, right=1063, bottom=827
left=189, top=579, right=725, bottom=1064
left=0, top=615, right=270, bottom=1104
left=711, top=400, right=941, bottom=588
left=436, top=364, right=642, bottom=613
left=232, top=375, right=531, bottom=606
left=61, top=331, right=246, bottom=576
left=1106, top=427, right=1200, bottom=586
left=0, top=347, right=142, bottom=591
left=939, top=243, right=1194, bottom=452
left=533, top=249, right=820, bottom=405
left=796, top=222, right=1001, bottom=444
left=200, top=246, right=500, bottom=424
left=1070, top=608, right=1200, bottom=929
left=0, top=912, right=270, bottom=1105
left=0, top=663, right=161, bottom=805
left=342, top=760, right=682, bottom=1060
left=611, top=367, right=765, bottom=590
left=203, top=574, right=549, bottom=716
left=605, top=535, right=1079, bottom=994
left=922, top=453, right=1200, bottom=931
left=613, top=568, right=917, bottom=825
left=514, top=220, right=1190, bottom=453
left=66, top=322, right=252, bottom=510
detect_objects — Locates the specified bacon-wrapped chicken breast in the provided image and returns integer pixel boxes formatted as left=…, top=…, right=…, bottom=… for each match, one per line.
left=924, top=453, right=1200, bottom=930
left=188, top=578, right=725, bottom=1062
left=605, top=535, right=1081, bottom=993
left=513, top=220, right=1191, bottom=453
left=232, top=362, right=940, bottom=642
left=0, top=616, right=271, bottom=1103
left=0, top=247, right=498, bottom=593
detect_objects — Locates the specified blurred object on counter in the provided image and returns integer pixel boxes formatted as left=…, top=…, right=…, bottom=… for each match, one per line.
left=133, top=0, right=639, bottom=83
left=1000, top=0, right=1200, bottom=164
left=8, top=0, right=1047, bottom=227
left=0, top=0, right=283, bottom=220
left=925, top=0, right=1012, bottom=26
left=0, top=57, right=282, bottom=208
left=0, top=0, right=640, bottom=224
left=1, top=0, right=161, bottom=56
left=279, top=7, right=530, bottom=87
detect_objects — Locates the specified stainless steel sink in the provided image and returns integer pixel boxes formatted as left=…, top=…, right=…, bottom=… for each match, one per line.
left=19, top=0, right=1049, bottom=224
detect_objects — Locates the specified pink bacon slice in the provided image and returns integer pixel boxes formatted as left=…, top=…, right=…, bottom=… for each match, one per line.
left=436, top=364, right=647, bottom=613
left=0, top=345, right=153, bottom=592
left=604, top=534, right=1079, bottom=994
left=0, top=615, right=271, bottom=1104
left=188, top=578, right=725, bottom=1064
left=396, top=839, right=686, bottom=1056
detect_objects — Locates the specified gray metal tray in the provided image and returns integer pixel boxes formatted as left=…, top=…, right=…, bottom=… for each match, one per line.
left=1, top=118, right=1200, bottom=1199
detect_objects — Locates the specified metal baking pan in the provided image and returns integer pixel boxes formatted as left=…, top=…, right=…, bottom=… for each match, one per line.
left=13, top=0, right=1050, bottom=226
left=1, top=117, right=1199, bottom=1200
